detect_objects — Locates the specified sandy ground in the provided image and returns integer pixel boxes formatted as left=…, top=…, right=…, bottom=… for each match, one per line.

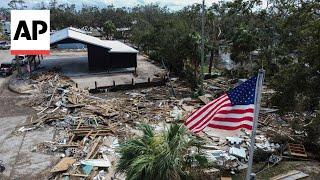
left=0, top=78, right=34, bottom=118
left=0, top=77, right=58, bottom=179
left=40, top=51, right=165, bottom=89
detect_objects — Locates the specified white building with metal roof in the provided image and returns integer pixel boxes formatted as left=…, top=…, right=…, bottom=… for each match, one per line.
left=50, top=27, right=138, bottom=72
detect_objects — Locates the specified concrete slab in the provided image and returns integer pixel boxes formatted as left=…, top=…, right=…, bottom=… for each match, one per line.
left=41, top=56, right=89, bottom=76
left=12, top=127, right=57, bottom=179
left=0, top=134, right=24, bottom=178
left=0, top=115, right=25, bottom=145
left=0, top=116, right=58, bottom=179
left=40, top=51, right=166, bottom=89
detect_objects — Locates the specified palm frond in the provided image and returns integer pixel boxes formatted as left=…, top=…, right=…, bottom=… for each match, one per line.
left=116, top=123, right=208, bottom=180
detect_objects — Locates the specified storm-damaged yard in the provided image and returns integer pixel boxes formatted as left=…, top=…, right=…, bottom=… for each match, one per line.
left=1, top=0, right=319, bottom=178
left=0, top=65, right=319, bottom=179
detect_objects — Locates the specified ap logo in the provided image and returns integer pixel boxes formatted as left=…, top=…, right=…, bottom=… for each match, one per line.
left=11, top=10, right=50, bottom=55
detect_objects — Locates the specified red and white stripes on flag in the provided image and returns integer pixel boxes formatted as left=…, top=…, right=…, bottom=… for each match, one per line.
left=184, top=94, right=254, bottom=133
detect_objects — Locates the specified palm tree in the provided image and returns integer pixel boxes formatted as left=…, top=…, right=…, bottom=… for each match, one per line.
left=116, top=124, right=208, bottom=180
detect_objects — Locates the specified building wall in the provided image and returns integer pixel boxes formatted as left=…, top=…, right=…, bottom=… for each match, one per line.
left=87, top=44, right=137, bottom=72
left=87, top=44, right=109, bottom=72
left=52, top=38, right=137, bottom=72
left=107, top=53, right=137, bottom=69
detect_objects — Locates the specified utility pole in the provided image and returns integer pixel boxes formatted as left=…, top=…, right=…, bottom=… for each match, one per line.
left=200, top=0, right=205, bottom=94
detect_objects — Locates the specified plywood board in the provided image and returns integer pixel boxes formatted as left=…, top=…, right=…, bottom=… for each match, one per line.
left=50, top=157, right=76, bottom=173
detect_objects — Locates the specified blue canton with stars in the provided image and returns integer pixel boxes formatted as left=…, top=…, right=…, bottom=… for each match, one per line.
left=227, top=76, right=257, bottom=105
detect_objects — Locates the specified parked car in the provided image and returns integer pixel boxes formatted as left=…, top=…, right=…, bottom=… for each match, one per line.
left=12, top=55, right=27, bottom=65
left=0, top=41, right=10, bottom=50
left=0, top=63, right=15, bottom=76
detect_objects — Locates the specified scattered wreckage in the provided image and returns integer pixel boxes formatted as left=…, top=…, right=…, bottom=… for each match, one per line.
left=12, top=71, right=313, bottom=179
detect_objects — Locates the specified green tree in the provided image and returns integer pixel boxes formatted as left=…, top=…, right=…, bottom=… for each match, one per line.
left=49, top=0, right=58, bottom=9
left=116, top=124, right=207, bottom=180
left=206, top=8, right=219, bottom=74
left=37, top=1, right=46, bottom=10
left=0, top=23, right=4, bottom=40
left=8, top=0, right=26, bottom=10
left=230, top=24, right=258, bottom=65
left=131, top=19, right=154, bottom=52
left=46, top=0, right=319, bottom=112
left=304, top=107, right=320, bottom=158
left=182, top=32, right=202, bottom=88
left=270, top=0, right=320, bottom=112
left=103, top=20, right=116, bottom=39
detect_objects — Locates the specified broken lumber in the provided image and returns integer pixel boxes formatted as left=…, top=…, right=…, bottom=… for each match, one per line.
left=50, top=157, right=76, bottom=173
left=270, top=170, right=309, bottom=180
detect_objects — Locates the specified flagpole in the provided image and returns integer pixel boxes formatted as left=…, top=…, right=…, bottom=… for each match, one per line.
left=246, top=69, right=265, bottom=180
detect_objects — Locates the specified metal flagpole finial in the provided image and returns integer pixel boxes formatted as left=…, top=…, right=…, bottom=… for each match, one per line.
left=259, top=68, right=265, bottom=73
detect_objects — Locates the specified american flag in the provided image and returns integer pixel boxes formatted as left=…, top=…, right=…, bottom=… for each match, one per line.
left=185, top=76, right=258, bottom=133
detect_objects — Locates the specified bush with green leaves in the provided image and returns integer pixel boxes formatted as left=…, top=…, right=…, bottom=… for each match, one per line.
left=116, top=124, right=208, bottom=180
left=303, top=108, right=320, bottom=159
left=271, top=64, right=320, bottom=112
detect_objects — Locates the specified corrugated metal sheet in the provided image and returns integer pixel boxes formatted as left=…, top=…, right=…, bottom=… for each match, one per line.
left=102, top=40, right=138, bottom=53
left=51, top=27, right=138, bottom=53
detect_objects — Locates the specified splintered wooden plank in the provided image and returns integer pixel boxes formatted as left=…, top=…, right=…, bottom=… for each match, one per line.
left=198, top=95, right=210, bottom=104
left=50, top=157, right=76, bottom=173
left=86, top=136, right=102, bottom=159
left=290, top=152, right=308, bottom=158
left=62, top=173, right=89, bottom=177
left=221, top=177, right=232, bottom=180
left=270, top=170, right=309, bottom=180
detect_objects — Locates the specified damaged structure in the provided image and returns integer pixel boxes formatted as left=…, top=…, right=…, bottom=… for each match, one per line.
left=50, top=27, right=138, bottom=72
left=4, top=69, right=317, bottom=179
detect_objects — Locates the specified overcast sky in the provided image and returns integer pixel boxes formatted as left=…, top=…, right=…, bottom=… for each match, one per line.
left=0, top=0, right=234, bottom=10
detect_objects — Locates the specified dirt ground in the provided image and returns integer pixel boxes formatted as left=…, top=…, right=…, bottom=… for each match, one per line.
left=0, top=77, right=58, bottom=179
left=234, top=160, right=320, bottom=179
left=0, top=77, right=35, bottom=117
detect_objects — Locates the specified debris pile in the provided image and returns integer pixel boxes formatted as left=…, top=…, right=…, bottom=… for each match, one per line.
left=202, top=130, right=281, bottom=174
left=13, top=71, right=315, bottom=179
left=17, top=71, right=197, bottom=179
